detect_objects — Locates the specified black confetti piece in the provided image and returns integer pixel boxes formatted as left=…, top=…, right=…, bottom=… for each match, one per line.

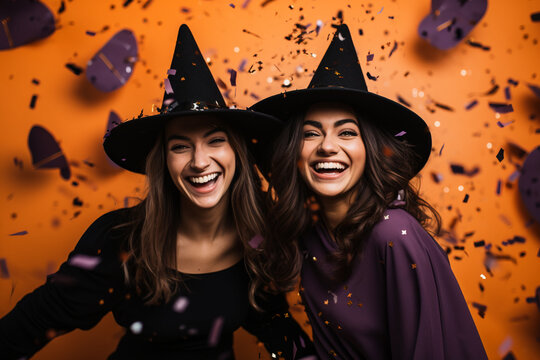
left=65, top=63, right=83, bottom=75
left=472, top=302, right=487, bottom=318
left=29, top=94, right=38, bottom=109
left=496, top=148, right=504, bottom=162
left=366, top=72, right=378, bottom=81
left=58, top=0, right=65, bottom=14
left=463, top=194, right=469, bottom=203
left=474, top=240, right=485, bottom=247
left=531, top=12, right=540, bottom=22
left=489, top=102, right=513, bottom=113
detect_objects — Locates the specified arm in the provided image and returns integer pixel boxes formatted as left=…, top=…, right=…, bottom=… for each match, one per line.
left=242, top=292, right=317, bottom=360
left=0, top=210, right=128, bottom=359
left=380, top=210, right=487, bottom=360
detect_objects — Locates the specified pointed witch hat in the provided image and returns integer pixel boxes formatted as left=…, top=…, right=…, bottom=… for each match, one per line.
left=104, top=24, right=282, bottom=174
left=251, top=24, right=431, bottom=176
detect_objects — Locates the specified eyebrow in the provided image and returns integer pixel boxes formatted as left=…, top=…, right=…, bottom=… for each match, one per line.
left=303, top=118, right=358, bottom=129
left=167, top=127, right=228, bottom=142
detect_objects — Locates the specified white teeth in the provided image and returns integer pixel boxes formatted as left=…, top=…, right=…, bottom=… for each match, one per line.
left=190, top=173, right=219, bottom=184
left=314, top=162, right=346, bottom=170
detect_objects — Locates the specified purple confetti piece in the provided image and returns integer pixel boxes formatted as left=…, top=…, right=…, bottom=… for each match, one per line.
left=394, top=130, right=406, bottom=137
left=227, top=69, right=237, bottom=86
left=465, top=99, right=478, bottom=110
left=527, top=83, right=540, bottom=98
left=238, top=59, right=247, bottom=72
left=242, top=0, right=251, bottom=8
left=504, top=86, right=511, bottom=100
left=86, top=30, right=96, bottom=36
left=316, top=20, right=323, bottom=35
left=229, top=3, right=235, bottom=8
left=396, top=95, right=411, bottom=107
left=69, top=254, right=101, bottom=270
left=388, top=41, right=398, bottom=57
left=249, top=235, right=263, bottom=249
left=418, top=0, right=487, bottom=50
left=0, top=258, right=10, bottom=278
left=518, top=146, right=540, bottom=223
left=28, top=125, right=70, bottom=179
left=180, top=7, right=190, bottom=13
left=496, top=179, right=502, bottom=195
left=167, top=69, right=176, bottom=76
left=431, top=172, right=443, bottom=183
left=9, top=230, right=28, bottom=236
left=0, top=0, right=55, bottom=51
left=498, top=336, right=513, bottom=356
left=377, top=7, right=384, bottom=14
left=86, top=29, right=138, bottom=92
left=173, top=296, right=189, bottom=313
left=164, top=78, right=174, bottom=94
left=439, top=143, right=445, bottom=156
left=366, top=53, right=374, bottom=62
left=489, top=102, right=513, bottom=114
left=497, top=120, right=514, bottom=128
left=508, top=170, right=520, bottom=182
left=208, top=316, right=225, bottom=347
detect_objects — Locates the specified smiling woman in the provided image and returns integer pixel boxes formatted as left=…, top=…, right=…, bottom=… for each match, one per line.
left=0, top=24, right=315, bottom=360
left=252, top=24, right=488, bottom=359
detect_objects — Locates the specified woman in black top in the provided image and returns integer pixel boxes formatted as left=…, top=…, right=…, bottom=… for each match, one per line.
left=0, top=24, right=314, bottom=360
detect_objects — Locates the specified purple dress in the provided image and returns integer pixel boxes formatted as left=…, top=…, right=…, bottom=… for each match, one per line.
left=300, top=208, right=487, bottom=359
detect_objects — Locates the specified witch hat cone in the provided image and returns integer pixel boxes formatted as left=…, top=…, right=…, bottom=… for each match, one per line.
left=104, top=24, right=282, bottom=174
left=251, top=24, right=431, bottom=176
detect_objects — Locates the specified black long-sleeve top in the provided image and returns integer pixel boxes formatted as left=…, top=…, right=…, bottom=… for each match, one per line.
left=0, top=209, right=314, bottom=359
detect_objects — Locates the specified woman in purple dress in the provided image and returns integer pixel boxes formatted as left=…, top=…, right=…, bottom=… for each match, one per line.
left=251, top=24, right=488, bottom=359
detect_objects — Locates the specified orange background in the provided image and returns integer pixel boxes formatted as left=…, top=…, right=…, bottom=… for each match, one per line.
left=1, top=0, right=539, bottom=359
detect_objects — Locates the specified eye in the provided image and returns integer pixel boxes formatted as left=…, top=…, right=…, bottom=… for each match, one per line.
left=209, top=137, right=227, bottom=145
left=303, top=130, right=320, bottom=138
left=170, top=143, right=189, bottom=152
left=339, top=130, right=358, bottom=137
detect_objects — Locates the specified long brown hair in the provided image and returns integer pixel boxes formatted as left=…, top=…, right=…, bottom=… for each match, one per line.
left=120, top=119, right=266, bottom=305
left=259, top=110, right=441, bottom=292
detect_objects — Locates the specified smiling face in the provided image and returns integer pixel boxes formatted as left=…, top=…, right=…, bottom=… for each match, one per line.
left=298, top=103, right=366, bottom=200
left=165, top=116, right=236, bottom=209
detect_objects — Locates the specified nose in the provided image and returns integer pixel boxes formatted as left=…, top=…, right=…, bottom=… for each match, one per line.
left=317, top=134, right=339, bottom=155
left=190, top=146, right=210, bottom=171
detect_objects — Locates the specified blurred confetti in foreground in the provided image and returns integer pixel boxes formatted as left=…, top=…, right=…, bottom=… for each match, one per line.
left=86, top=29, right=138, bottom=92
left=27, top=125, right=71, bottom=180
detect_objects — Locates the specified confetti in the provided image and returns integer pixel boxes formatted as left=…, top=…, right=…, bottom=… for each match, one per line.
left=496, top=148, right=504, bottom=162
left=130, top=321, right=143, bottom=334
left=388, top=41, right=398, bottom=57
left=394, top=131, right=406, bottom=137
left=86, top=31, right=96, bottom=36
left=531, top=12, right=540, bottom=22
left=396, top=95, right=411, bottom=107
left=450, top=164, right=480, bottom=177
left=0, top=259, right=9, bottom=278
left=496, top=179, right=502, bottom=195
left=527, top=83, right=540, bottom=98
left=463, top=194, right=469, bottom=203
left=173, top=296, right=189, bottom=313
left=366, top=72, right=378, bottom=81
left=466, top=39, right=491, bottom=51
left=418, top=0, right=487, bottom=50
left=65, top=63, right=83, bottom=75
left=489, top=102, right=513, bottom=114
left=366, top=53, right=374, bottom=62
left=227, top=69, right=237, bottom=86
left=0, top=0, right=55, bottom=50
left=28, top=125, right=70, bottom=179
left=497, top=120, right=514, bottom=128
left=472, top=302, right=487, bottom=318
left=208, top=316, right=224, bottom=346
left=9, top=230, right=28, bottom=236
left=58, top=1, right=65, bottom=14
left=439, top=143, right=445, bottom=156
left=29, top=94, right=38, bottom=109
left=69, top=254, right=101, bottom=270
left=474, top=240, right=485, bottom=247
left=86, top=29, right=138, bottom=92
left=248, top=234, right=263, bottom=249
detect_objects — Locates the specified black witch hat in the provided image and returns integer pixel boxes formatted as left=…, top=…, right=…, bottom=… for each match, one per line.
left=104, top=24, right=282, bottom=174
left=251, top=24, right=431, bottom=176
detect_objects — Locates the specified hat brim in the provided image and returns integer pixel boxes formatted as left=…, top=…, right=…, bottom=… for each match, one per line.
left=250, top=87, right=432, bottom=175
left=103, top=108, right=283, bottom=174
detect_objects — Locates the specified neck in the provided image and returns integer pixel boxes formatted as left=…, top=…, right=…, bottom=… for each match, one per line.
left=178, top=193, right=233, bottom=242
left=318, top=192, right=355, bottom=232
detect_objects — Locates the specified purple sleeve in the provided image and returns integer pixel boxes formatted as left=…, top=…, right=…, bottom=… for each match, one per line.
left=377, top=210, right=487, bottom=360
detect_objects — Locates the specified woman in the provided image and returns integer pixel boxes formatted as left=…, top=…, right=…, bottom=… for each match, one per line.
left=252, top=24, right=488, bottom=359
left=0, top=25, right=314, bottom=360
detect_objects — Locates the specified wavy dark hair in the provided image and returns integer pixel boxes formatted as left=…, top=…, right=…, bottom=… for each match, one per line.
left=118, top=118, right=267, bottom=306
left=258, top=109, right=441, bottom=292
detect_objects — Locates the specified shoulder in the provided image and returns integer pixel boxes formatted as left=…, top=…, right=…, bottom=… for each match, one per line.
left=368, top=208, right=433, bottom=256
left=72, top=207, right=135, bottom=255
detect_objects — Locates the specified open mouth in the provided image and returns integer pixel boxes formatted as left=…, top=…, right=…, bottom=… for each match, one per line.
left=186, top=172, right=221, bottom=188
left=311, top=161, right=348, bottom=174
